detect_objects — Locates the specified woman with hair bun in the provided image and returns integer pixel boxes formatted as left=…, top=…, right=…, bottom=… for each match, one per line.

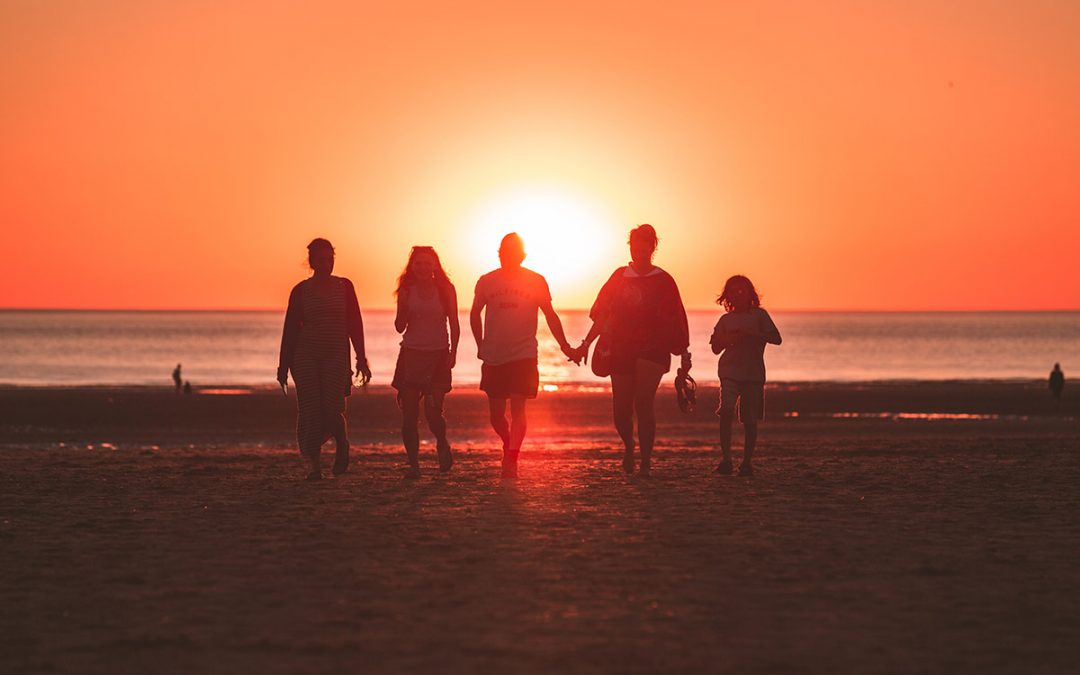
left=277, top=238, right=371, bottom=480
left=574, top=224, right=690, bottom=475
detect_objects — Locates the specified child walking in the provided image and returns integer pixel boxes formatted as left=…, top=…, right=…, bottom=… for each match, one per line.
left=710, top=275, right=781, bottom=476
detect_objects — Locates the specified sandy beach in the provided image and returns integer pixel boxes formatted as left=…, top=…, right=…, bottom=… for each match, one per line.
left=1, top=383, right=1079, bottom=674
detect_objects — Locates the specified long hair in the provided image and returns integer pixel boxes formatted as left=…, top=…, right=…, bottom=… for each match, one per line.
left=395, top=246, right=454, bottom=312
left=716, top=275, right=761, bottom=312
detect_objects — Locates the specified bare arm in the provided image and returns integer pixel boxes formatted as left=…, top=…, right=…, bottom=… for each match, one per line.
left=394, top=286, right=409, bottom=334
left=470, top=296, right=485, bottom=357
left=541, top=300, right=580, bottom=364
left=581, top=320, right=602, bottom=347
left=448, top=286, right=461, bottom=367
left=540, top=301, right=572, bottom=350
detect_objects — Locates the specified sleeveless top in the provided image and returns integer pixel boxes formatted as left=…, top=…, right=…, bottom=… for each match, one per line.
left=401, top=286, right=450, bottom=351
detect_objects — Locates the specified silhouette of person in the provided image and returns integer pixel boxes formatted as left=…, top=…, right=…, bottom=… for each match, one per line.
left=470, top=233, right=579, bottom=478
left=392, top=246, right=460, bottom=478
left=172, top=364, right=182, bottom=392
left=277, top=238, right=371, bottom=480
left=183, top=380, right=192, bottom=395
left=573, top=224, right=690, bottom=476
left=710, top=275, right=781, bottom=477
left=1049, top=363, right=1065, bottom=401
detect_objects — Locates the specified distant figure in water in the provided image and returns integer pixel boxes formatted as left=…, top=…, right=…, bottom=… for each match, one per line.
left=710, top=275, right=782, bottom=477
left=1049, top=363, right=1065, bottom=401
left=172, top=364, right=182, bottom=392
left=393, top=246, right=460, bottom=478
left=278, top=238, right=371, bottom=480
left=183, top=381, right=192, bottom=395
left=470, top=232, right=579, bottom=478
left=574, top=224, right=690, bottom=476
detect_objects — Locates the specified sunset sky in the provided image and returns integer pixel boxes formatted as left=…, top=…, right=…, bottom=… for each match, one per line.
left=2, top=1, right=1078, bottom=311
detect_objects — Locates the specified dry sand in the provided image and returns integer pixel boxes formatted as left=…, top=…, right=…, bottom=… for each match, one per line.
left=1, top=383, right=1078, bottom=674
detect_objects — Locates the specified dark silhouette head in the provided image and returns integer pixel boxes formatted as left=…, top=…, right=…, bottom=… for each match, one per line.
left=498, top=232, right=526, bottom=268
left=1053, top=363, right=1062, bottom=372
left=628, top=224, right=659, bottom=266
left=717, top=275, right=761, bottom=312
left=396, top=246, right=454, bottom=307
left=307, top=238, right=335, bottom=276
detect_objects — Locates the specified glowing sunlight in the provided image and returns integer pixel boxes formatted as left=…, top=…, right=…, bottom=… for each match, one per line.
left=462, top=186, right=620, bottom=303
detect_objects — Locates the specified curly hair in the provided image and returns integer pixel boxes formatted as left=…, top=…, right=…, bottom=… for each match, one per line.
left=395, top=246, right=455, bottom=312
left=716, top=275, right=761, bottom=312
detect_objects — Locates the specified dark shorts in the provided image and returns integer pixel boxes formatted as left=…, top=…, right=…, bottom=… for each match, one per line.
left=716, top=378, right=764, bottom=423
left=609, top=341, right=671, bottom=376
left=391, top=347, right=452, bottom=394
left=480, top=358, right=539, bottom=399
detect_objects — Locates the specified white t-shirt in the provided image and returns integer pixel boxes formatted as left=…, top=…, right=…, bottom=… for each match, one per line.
left=712, top=307, right=780, bottom=382
left=474, top=267, right=551, bottom=366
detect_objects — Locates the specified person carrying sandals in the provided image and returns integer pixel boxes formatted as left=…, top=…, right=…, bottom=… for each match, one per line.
left=574, top=224, right=690, bottom=476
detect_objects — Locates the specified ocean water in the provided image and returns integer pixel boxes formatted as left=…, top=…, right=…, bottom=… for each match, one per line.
left=0, top=310, right=1076, bottom=387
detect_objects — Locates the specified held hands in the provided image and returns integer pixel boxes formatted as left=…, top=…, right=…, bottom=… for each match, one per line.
left=576, top=341, right=590, bottom=365
left=561, top=342, right=584, bottom=366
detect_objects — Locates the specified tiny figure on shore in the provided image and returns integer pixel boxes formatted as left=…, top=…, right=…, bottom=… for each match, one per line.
left=183, top=380, right=192, bottom=395
left=172, top=364, right=182, bottom=392
left=1049, top=363, right=1065, bottom=401
left=471, top=233, right=579, bottom=479
left=711, top=275, right=781, bottom=477
left=393, top=246, right=460, bottom=478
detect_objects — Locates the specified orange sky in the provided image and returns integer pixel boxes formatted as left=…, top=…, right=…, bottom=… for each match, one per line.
left=2, top=1, right=1078, bottom=311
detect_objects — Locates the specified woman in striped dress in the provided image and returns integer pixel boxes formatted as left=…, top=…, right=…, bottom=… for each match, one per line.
left=392, top=246, right=459, bottom=478
left=277, top=238, right=371, bottom=480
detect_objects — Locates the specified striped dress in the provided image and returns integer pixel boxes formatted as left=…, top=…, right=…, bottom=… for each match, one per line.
left=278, top=276, right=366, bottom=458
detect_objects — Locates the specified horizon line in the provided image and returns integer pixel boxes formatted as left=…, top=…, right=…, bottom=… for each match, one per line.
left=2, top=306, right=1079, bottom=314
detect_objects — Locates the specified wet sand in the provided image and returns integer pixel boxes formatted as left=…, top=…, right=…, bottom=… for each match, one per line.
left=1, top=383, right=1079, bottom=673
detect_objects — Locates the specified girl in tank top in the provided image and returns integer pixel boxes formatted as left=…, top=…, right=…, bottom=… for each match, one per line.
left=392, top=246, right=460, bottom=477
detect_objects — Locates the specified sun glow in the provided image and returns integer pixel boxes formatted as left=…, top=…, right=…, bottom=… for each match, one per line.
left=462, top=186, right=620, bottom=304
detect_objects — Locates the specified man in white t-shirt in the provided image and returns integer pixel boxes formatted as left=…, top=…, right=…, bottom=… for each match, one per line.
left=470, top=232, right=579, bottom=478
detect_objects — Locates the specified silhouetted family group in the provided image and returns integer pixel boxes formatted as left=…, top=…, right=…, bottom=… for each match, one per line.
left=277, top=225, right=781, bottom=481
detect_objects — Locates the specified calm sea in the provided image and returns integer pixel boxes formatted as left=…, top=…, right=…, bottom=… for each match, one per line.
left=0, top=310, right=1076, bottom=387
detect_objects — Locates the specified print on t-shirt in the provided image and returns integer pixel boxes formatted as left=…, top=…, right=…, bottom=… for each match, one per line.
left=474, top=267, right=552, bottom=366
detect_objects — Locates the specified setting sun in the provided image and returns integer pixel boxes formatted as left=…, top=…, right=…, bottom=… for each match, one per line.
left=460, top=186, right=621, bottom=301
